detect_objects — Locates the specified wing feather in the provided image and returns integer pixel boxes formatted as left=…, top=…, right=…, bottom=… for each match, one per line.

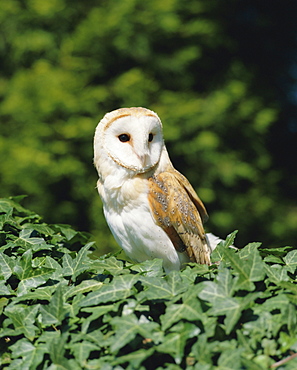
left=148, top=170, right=211, bottom=264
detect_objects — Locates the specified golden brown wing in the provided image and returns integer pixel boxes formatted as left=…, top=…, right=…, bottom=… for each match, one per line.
left=171, top=170, right=209, bottom=224
left=148, top=170, right=211, bottom=265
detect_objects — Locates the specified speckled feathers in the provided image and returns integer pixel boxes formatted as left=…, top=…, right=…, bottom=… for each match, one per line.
left=148, top=170, right=210, bottom=265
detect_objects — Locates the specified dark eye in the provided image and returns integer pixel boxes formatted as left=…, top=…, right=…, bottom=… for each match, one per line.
left=118, top=134, right=130, bottom=142
left=148, top=133, right=154, bottom=142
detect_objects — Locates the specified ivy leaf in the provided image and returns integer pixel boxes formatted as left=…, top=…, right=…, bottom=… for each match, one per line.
left=137, top=271, right=186, bottom=301
left=198, top=267, right=236, bottom=302
left=198, top=268, right=258, bottom=334
left=72, top=329, right=105, bottom=350
left=223, top=244, right=265, bottom=291
left=4, top=304, right=39, bottom=341
left=51, top=224, right=78, bottom=241
left=47, top=332, right=81, bottom=369
left=264, top=254, right=284, bottom=264
left=243, top=311, right=283, bottom=345
left=0, top=252, right=15, bottom=279
left=64, top=279, right=103, bottom=299
left=157, top=322, right=200, bottom=364
left=239, top=242, right=262, bottom=258
left=14, top=250, right=54, bottom=295
left=79, top=274, right=138, bottom=306
left=14, top=285, right=57, bottom=303
left=286, top=303, right=297, bottom=337
left=217, top=347, right=245, bottom=370
left=62, top=242, right=95, bottom=280
left=22, top=223, right=55, bottom=237
left=161, top=287, right=203, bottom=331
left=264, top=264, right=291, bottom=283
left=1, top=194, right=297, bottom=369
left=109, top=314, right=160, bottom=353
left=0, top=209, right=16, bottom=231
left=90, top=255, right=126, bottom=276
left=112, top=348, right=155, bottom=368
left=0, top=199, right=14, bottom=214
left=260, top=246, right=293, bottom=258
left=130, top=258, right=164, bottom=276
left=9, top=337, right=46, bottom=370
left=283, top=249, right=297, bottom=273
left=258, top=293, right=290, bottom=313
left=70, top=341, right=100, bottom=368
left=0, top=296, right=9, bottom=314
left=42, top=255, right=64, bottom=280
left=80, top=304, right=117, bottom=322
left=11, top=229, right=50, bottom=252
left=211, top=230, right=238, bottom=263
left=280, top=281, right=297, bottom=295
left=39, top=283, right=71, bottom=325
left=190, top=333, right=220, bottom=365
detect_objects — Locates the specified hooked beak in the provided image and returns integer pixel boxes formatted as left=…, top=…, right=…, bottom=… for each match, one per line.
left=133, top=139, right=152, bottom=170
left=136, top=152, right=150, bottom=168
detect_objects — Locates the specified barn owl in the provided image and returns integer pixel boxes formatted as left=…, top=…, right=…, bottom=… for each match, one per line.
left=94, top=107, right=217, bottom=272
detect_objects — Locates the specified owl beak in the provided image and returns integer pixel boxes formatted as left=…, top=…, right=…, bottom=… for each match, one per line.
left=134, top=140, right=151, bottom=169
left=137, top=153, right=150, bottom=167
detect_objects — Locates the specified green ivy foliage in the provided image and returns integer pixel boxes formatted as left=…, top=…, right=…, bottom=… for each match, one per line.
left=1, top=198, right=297, bottom=369
left=0, top=0, right=297, bottom=251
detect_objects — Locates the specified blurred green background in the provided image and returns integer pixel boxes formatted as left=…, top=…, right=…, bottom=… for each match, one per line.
left=1, top=0, right=297, bottom=252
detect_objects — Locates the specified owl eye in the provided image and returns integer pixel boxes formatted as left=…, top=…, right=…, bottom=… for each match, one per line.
left=148, top=133, right=154, bottom=142
left=118, top=134, right=130, bottom=142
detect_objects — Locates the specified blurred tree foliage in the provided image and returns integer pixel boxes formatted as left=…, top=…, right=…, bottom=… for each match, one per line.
left=0, top=0, right=296, bottom=252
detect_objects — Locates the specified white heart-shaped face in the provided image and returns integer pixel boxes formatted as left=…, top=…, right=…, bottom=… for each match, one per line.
left=101, top=111, right=164, bottom=173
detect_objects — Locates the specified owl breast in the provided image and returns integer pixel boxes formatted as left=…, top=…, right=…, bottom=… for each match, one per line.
left=98, top=175, right=189, bottom=272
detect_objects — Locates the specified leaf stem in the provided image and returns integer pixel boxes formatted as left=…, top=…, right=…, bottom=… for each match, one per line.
left=271, top=352, right=297, bottom=368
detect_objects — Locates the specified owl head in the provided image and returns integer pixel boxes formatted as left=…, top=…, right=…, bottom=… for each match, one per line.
left=94, top=107, right=165, bottom=178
